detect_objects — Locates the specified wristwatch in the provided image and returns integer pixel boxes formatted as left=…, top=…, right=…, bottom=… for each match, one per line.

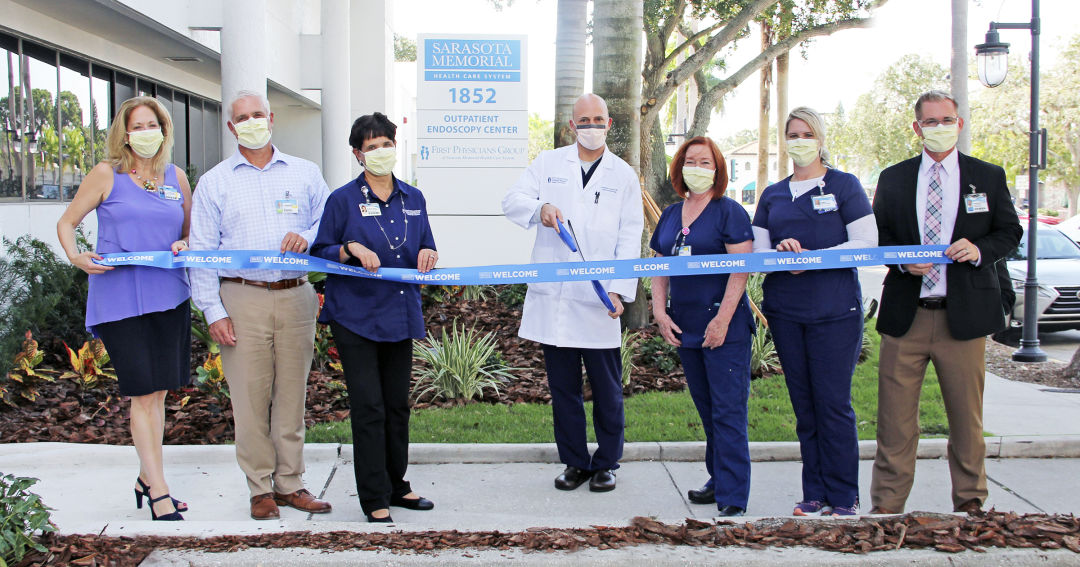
left=343, top=240, right=358, bottom=259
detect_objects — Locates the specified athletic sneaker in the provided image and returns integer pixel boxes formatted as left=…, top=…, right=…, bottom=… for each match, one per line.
left=831, top=502, right=859, bottom=516
left=792, top=500, right=831, bottom=516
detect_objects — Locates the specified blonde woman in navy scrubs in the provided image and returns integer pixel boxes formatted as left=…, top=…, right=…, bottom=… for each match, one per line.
left=649, top=136, right=755, bottom=517
left=752, top=107, right=877, bottom=517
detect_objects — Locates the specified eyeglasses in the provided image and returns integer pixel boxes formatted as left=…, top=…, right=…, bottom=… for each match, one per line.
left=918, top=117, right=958, bottom=128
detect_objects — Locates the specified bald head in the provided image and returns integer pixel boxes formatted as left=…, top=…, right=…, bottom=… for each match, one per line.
left=573, top=93, right=609, bottom=123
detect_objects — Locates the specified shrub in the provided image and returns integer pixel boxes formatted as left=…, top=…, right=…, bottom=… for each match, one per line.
left=0, top=474, right=56, bottom=567
left=412, top=321, right=515, bottom=402
left=620, top=329, right=640, bottom=386
left=1, top=331, right=56, bottom=406
left=189, top=303, right=220, bottom=355
left=750, top=326, right=781, bottom=378
left=0, top=231, right=93, bottom=365
left=59, top=339, right=116, bottom=391
left=638, top=335, right=680, bottom=375
left=195, top=354, right=230, bottom=409
left=495, top=283, right=527, bottom=309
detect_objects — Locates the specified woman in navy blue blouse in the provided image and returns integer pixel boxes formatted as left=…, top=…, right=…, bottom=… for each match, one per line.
left=310, top=112, right=437, bottom=523
left=751, top=107, right=877, bottom=517
left=649, top=136, right=756, bottom=517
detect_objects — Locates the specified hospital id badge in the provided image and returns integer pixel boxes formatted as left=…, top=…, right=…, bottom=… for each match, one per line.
left=359, top=203, right=382, bottom=217
left=276, top=199, right=299, bottom=214
left=811, top=194, right=838, bottom=213
left=964, top=193, right=989, bottom=213
left=677, top=245, right=692, bottom=256
left=159, top=186, right=181, bottom=201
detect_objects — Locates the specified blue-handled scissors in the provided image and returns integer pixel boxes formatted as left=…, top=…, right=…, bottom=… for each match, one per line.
left=555, top=219, right=617, bottom=313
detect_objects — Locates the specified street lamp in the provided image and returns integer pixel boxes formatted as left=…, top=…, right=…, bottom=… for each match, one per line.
left=975, top=0, right=1047, bottom=363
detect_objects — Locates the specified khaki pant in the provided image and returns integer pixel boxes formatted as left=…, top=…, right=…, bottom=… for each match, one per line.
left=219, top=281, right=318, bottom=497
left=871, top=307, right=988, bottom=512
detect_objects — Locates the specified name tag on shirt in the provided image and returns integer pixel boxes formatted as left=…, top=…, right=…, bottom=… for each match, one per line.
left=159, top=186, right=181, bottom=201
left=600, top=186, right=618, bottom=193
left=276, top=199, right=299, bottom=214
left=812, top=194, right=838, bottom=213
left=677, top=245, right=692, bottom=256
left=965, top=193, right=989, bottom=213
left=404, top=209, right=421, bottom=216
left=359, top=203, right=382, bottom=217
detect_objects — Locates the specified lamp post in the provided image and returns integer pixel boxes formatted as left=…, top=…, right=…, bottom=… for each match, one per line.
left=975, top=0, right=1047, bottom=362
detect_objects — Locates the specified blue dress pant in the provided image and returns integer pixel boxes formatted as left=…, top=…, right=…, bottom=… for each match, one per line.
left=679, top=340, right=752, bottom=510
left=541, top=344, right=624, bottom=471
left=768, top=313, right=862, bottom=508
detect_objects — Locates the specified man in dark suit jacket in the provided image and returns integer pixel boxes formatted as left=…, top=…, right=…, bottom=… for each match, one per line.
left=870, top=90, right=1022, bottom=515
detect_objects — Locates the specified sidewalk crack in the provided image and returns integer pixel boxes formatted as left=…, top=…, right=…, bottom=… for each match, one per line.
left=658, top=444, right=694, bottom=516
left=306, top=444, right=341, bottom=520
left=987, top=473, right=1045, bottom=514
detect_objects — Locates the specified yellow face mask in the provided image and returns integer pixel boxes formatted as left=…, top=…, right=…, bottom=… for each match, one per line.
left=234, top=117, right=272, bottom=149
left=128, top=129, right=164, bottom=158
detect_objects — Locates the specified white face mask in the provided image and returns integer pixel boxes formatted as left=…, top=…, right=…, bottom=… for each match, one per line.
left=786, top=138, right=820, bottom=168
left=682, top=166, right=715, bottom=194
left=575, top=124, right=608, bottom=151
left=233, top=117, right=272, bottom=149
left=921, top=123, right=959, bottom=153
left=128, top=128, right=164, bottom=158
left=362, top=146, right=397, bottom=177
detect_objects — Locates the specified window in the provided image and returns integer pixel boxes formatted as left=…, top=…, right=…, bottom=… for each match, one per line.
left=0, top=30, right=221, bottom=202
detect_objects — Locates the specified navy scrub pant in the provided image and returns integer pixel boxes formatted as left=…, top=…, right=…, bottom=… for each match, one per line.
left=769, top=313, right=862, bottom=508
left=679, top=339, right=752, bottom=511
left=542, top=345, right=624, bottom=472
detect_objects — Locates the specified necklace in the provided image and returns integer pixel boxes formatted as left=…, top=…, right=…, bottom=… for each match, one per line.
left=131, top=168, right=161, bottom=192
left=362, top=184, right=408, bottom=251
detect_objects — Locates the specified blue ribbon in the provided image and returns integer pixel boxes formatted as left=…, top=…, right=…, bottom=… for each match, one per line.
left=94, top=245, right=951, bottom=286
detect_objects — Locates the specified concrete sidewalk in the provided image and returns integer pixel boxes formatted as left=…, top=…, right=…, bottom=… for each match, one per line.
left=0, top=370, right=1078, bottom=565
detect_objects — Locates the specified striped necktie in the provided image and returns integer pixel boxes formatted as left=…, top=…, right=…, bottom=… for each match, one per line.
left=923, top=162, right=944, bottom=291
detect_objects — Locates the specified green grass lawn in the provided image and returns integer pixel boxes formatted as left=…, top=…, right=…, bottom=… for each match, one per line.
left=307, top=327, right=949, bottom=444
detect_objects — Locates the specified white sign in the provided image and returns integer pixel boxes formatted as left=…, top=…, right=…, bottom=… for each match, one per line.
left=417, top=34, right=531, bottom=266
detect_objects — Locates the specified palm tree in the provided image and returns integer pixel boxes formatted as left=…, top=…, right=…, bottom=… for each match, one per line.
left=554, top=0, right=588, bottom=148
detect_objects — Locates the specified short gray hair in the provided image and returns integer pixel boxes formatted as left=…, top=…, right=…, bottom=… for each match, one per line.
left=228, top=90, right=271, bottom=122
left=914, top=90, right=958, bottom=120
left=786, top=106, right=830, bottom=164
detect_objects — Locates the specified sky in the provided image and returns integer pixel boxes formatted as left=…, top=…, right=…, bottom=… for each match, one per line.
left=392, top=0, right=1080, bottom=140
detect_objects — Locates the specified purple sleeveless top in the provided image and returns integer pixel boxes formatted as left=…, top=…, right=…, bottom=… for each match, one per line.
left=86, top=165, right=190, bottom=333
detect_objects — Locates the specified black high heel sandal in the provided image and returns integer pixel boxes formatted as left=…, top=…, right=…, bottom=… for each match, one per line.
left=136, top=478, right=188, bottom=512
left=149, top=493, right=184, bottom=521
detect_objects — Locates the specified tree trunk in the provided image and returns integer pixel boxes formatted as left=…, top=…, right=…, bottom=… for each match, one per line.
left=593, top=0, right=648, bottom=328
left=1066, top=345, right=1080, bottom=383
left=554, top=0, right=588, bottom=148
left=755, top=22, right=773, bottom=202
left=775, top=51, right=789, bottom=179
left=951, top=0, right=971, bottom=154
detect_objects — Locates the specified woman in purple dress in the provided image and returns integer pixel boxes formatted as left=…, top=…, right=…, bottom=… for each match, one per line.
left=57, top=97, right=192, bottom=521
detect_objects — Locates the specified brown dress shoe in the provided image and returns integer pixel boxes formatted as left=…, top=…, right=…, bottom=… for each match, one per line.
left=869, top=506, right=898, bottom=514
left=956, top=499, right=983, bottom=515
left=250, top=493, right=280, bottom=520
left=274, top=488, right=332, bottom=513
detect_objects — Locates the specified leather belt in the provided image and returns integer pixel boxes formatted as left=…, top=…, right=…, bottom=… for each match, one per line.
left=917, top=297, right=947, bottom=310
left=221, top=276, right=306, bottom=290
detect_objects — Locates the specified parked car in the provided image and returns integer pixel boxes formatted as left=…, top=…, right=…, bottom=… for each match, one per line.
left=1055, top=213, right=1080, bottom=245
left=1000, top=224, right=1080, bottom=340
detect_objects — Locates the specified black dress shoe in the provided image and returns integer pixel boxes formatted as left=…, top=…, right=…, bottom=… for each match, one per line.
left=554, top=466, right=592, bottom=490
left=390, top=494, right=435, bottom=511
left=366, top=512, right=394, bottom=523
left=589, top=469, right=616, bottom=492
left=687, top=485, right=715, bottom=505
left=717, top=505, right=745, bottom=517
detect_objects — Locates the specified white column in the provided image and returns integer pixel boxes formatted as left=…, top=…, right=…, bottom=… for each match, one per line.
left=321, top=0, right=352, bottom=188
left=220, top=0, right=268, bottom=157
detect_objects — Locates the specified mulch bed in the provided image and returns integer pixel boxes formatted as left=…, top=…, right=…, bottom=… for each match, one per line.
left=0, top=297, right=685, bottom=445
left=14, top=511, right=1080, bottom=566
left=985, top=339, right=1079, bottom=390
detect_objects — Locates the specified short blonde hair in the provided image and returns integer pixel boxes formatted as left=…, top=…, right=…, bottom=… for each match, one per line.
left=106, top=96, right=174, bottom=175
left=914, top=90, right=958, bottom=120
left=785, top=106, right=830, bottom=164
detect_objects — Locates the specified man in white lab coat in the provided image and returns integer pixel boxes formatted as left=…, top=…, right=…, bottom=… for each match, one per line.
left=502, top=93, right=644, bottom=492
